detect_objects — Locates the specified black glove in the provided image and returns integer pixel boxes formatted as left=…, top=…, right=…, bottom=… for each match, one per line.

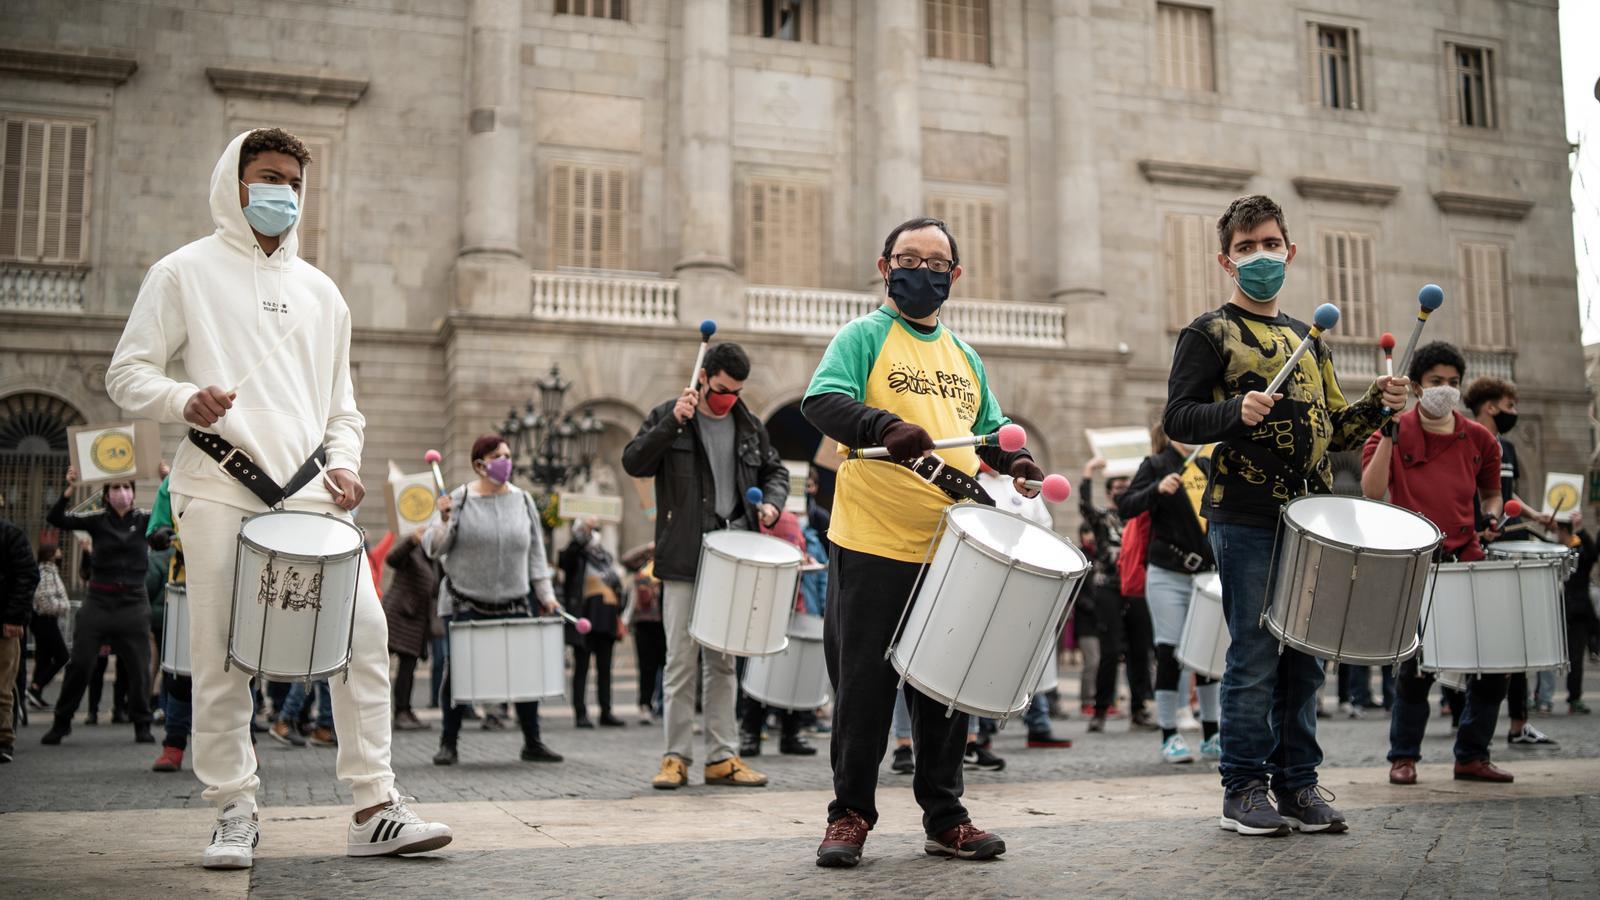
left=147, top=527, right=173, bottom=551
left=1379, top=418, right=1398, bottom=440
left=879, top=420, right=934, bottom=462
left=1009, top=457, right=1045, bottom=484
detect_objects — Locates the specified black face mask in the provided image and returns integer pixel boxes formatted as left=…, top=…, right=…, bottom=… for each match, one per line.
left=1493, top=410, right=1518, bottom=435
left=887, top=266, right=951, bottom=320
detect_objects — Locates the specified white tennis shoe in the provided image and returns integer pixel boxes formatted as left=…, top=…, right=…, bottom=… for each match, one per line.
left=347, top=795, right=453, bottom=857
left=202, top=803, right=260, bottom=869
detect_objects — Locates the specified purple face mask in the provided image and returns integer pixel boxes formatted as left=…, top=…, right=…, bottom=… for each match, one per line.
left=107, top=487, right=134, bottom=513
left=483, top=457, right=514, bottom=485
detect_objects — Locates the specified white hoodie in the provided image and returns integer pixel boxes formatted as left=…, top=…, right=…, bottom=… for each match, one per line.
left=106, top=130, right=363, bottom=511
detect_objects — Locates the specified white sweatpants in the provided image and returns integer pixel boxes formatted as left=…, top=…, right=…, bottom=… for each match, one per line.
left=175, top=494, right=395, bottom=813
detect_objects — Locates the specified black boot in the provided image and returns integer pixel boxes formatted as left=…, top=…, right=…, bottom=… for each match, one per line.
left=740, top=731, right=762, bottom=757
left=432, top=740, right=458, bottom=766
left=41, top=721, right=71, bottom=745
left=521, top=740, right=563, bottom=763
left=134, top=723, right=155, bottom=744
left=779, top=734, right=817, bottom=756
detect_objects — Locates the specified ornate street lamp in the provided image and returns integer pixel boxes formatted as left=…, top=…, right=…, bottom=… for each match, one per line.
left=495, top=364, right=604, bottom=508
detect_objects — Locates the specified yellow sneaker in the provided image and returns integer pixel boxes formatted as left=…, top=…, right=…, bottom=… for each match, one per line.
left=704, top=756, right=768, bottom=787
left=651, top=755, right=688, bottom=790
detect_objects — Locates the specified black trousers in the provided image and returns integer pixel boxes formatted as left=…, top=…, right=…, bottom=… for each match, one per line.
left=633, top=620, right=666, bottom=711
left=1507, top=672, right=1529, bottom=720
left=741, top=700, right=801, bottom=739
left=572, top=637, right=615, bottom=718
left=1093, top=587, right=1153, bottom=716
left=52, top=592, right=152, bottom=728
left=1569, top=616, right=1591, bottom=704
left=393, top=653, right=419, bottom=714
left=29, top=615, right=69, bottom=693
left=825, top=546, right=969, bottom=836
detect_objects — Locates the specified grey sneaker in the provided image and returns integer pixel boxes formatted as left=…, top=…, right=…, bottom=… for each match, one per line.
left=1276, top=784, right=1348, bottom=834
left=1220, top=781, right=1291, bottom=837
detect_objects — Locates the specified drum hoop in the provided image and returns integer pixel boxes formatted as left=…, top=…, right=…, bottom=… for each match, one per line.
left=943, top=504, right=1089, bottom=578
left=1280, top=522, right=1440, bottom=559
left=238, top=511, right=364, bottom=565
left=1281, top=495, right=1444, bottom=554
left=1263, top=616, right=1422, bottom=665
left=700, top=534, right=803, bottom=570
left=449, top=615, right=562, bottom=628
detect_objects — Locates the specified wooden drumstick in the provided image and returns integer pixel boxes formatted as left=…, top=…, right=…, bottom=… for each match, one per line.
left=687, top=320, right=717, bottom=392
left=1264, top=303, right=1339, bottom=396
left=1394, top=284, right=1445, bottom=381
left=849, top=423, right=1027, bottom=460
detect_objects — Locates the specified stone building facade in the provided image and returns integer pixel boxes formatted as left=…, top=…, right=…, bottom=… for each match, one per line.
left=0, top=0, right=1585, bottom=553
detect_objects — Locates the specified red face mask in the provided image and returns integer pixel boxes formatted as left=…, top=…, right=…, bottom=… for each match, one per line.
left=704, top=387, right=738, bottom=416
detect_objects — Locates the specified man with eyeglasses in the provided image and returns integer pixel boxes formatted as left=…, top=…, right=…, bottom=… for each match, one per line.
left=622, top=342, right=791, bottom=791
left=802, top=217, right=1045, bottom=868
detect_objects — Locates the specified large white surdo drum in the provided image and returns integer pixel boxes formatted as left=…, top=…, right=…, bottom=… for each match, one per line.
left=1419, top=556, right=1569, bottom=673
left=742, top=613, right=830, bottom=711
left=690, top=530, right=803, bottom=657
left=1176, top=572, right=1229, bottom=680
left=1265, top=496, right=1441, bottom=665
left=161, top=584, right=191, bottom=676
left=890, top=505, right=1089, bottom=721
left=226, top=510, right=363, bottom=681
left=448, top=616, right=567, bottom=703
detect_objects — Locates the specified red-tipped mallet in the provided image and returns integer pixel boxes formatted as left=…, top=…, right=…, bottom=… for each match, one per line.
left=687, top=320, right=718, bottom=392
left=1496, top=499, right=1523, bottom=532
left=1021, top=473, right=1073, bottom=504
left=1380, top=333, right=1396, bottom=377
left=424, top=449, right=446, bottom=494
left=848, top=423, right=1026, bottom=460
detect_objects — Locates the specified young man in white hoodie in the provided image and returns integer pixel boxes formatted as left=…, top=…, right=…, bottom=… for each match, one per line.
left=106, top=129, right=452, bottom=869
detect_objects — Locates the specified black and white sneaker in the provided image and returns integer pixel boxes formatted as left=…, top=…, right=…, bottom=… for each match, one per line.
left=963, top=741, right=1006, bottom=771
left=202, top=803, right=260, bottom=869
left=1508, top=723, right=1557, bottom=746
left=347, top=794, right=453, bottom=857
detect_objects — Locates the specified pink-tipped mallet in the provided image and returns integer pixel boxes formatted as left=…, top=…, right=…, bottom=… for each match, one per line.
left=1380, top=332, right=1396, bottom=377
left=555, top=609, right=593, bottom=634
left=848, top=422, right=1026, bottom=460
left=1020, top=473, right=1073, bottom=504
left=424, top=449, right=446, bottom=494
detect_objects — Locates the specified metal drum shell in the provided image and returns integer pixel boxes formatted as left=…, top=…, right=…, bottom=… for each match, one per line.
left=448, top=616, right=567, bottom=703
left=1418, top=558, right=1569, bottom=673
left=689, top=530, right=803, bottom=657
left=742, top=614, right=830, bottom=711
left=227, top=510, right=363, bottom=681
left=161, top=583, right=191, bottom=676
left=1176, top=572, right=1228, bottom=680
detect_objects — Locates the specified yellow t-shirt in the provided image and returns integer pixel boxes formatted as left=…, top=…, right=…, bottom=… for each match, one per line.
left=805, top=307, right=1011, bottom=563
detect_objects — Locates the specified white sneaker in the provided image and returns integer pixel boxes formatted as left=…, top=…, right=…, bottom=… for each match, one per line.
left=1161, top=733, right=1195, bottom=764
left=202, top=804, right=260, bottom=870
left=347, top=795, right=453, bottom=857
left=1176, top=709, right=1201, bottom=732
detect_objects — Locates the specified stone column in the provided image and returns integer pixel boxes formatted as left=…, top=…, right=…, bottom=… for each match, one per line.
left=1051, top=0, right=1115, bottom=349
left=674, top=0, right=739, bottom=325
left=455, top=0, right=527, bottom=316
left=871, top=0, right=923, bottom=247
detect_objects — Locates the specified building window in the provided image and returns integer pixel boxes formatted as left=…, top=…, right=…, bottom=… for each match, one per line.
left=550, top=161, right=629, bottom=271
left=926, top=193, right=1004, bottom=300
left=1445, top=42, right=1495, bottom=128
left=556, top=0, right=627, bottom=20
left=743, top=177, right=823, bottom=287
left=741, top=0, right=818, bottom=42
left=297, top=137, right=330, bottom=270
left=1319, top=230, right=1378, bottom=339
left=1309, top=24, right=1360, bottom=110
left=1460, top=241, right=1511, bottom=349
left=0, top=115, right=92, bottom=265
left=925, top=0, right=991, bottom=65
left=1156, top=3, right=1214, bottom=92
left=1164, top=213, right=1229, bottom=327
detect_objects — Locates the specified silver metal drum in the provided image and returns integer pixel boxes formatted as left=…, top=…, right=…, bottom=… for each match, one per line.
left=1264, top=495, right=1441, bottom=665
left=1419, top=557, right=1569, bottom=673
left=1487, top=539, right=1579, bottom=579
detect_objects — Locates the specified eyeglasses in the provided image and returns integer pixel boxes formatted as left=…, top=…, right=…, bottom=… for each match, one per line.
left=891, top=253, right=955, bottom=274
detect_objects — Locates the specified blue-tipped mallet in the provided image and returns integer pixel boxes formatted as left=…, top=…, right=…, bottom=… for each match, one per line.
left=687, top=319, right=718, bottom=392
left=746, top=486, right=764, bottom=506
left=1264, top=303, right=1339, bottom=396
left=1395, top=284, right=1445, bottom=380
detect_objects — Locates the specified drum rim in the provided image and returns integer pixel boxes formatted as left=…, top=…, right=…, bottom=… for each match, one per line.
left=1429, top=557, right=1566, bottom=573
left=942, top=504, right=1089, bottom=579
left=447, top=615, right=563, bottom=628
left=700, top=530, right=805, bottom=569
left=889, top=657, right=1031, bottom=719
left=1485, top=542, right=1574, bottom=559
left=238, top=510, right=364, bottom=564
left=225, top=649, right=352, bottom=681
left=1282, top=495, right=1444, bottom=553
left=1263, top=615, right=1421, bottom=665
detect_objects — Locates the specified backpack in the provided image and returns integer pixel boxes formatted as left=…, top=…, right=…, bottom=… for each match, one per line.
left=1118, top=512, right=1152, bottom=598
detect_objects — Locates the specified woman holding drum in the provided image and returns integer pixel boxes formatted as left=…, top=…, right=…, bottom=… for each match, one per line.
left=1361, top=342, right=1515, bottom=785
left=426, top=433, right=565, bottom=766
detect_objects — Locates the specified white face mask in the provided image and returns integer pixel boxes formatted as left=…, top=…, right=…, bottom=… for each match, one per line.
left=1419, top=384, right=1460, bottom=419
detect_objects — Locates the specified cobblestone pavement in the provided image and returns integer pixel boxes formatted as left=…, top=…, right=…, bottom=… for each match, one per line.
left=4, top=663, right=1599, bottom=898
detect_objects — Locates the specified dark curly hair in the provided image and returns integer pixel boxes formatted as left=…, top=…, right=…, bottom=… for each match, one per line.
left=238, top=127, right=312, bottom=178
left=1407, top=341, right=1467, bottom=384
left=1217, top=195, right=1288, bottom=255
left=1464, top=377, right=1517, bottom=414
left=703, top=342, right=751, bottom=381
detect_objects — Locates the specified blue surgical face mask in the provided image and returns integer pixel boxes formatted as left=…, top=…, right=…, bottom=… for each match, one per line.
left=1229, top=249, right=1288, bottom=302
left=240, top=180, right=300, bottom=237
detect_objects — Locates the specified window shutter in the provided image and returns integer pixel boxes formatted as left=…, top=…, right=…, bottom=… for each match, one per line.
left=551, top=163, right=572, bottom=267
left=926, top=192, right=1003, bottom=300
left=1445, top=43, right=1463, bottom=125
left=743, top=176, right=823, bottom=287
left=0, top=115, right=93, bottom=265
left=550, top=161, right=628, bottom=271
left=0, top=120, right=22, bottom=258
left=1460, top=242, right=1510, bottom=349
left=925, top=0, right=988, bottom=63
left=1158, top=5, right=1212, bottom=91
left=1482, top=49, right=1496, bottom=128
left=1319, top=230, right=1377, bottom=339
left=604, top=166, right=626, bottom=270
left=62, top=123, right=89, bottom=262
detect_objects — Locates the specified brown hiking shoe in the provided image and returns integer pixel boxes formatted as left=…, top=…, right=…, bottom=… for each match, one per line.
left=816, top=810, right=870, bottom=868
left=925, top=822, right=1007, bottom=860
left=1389, top=758, right=1418, bottom=785
left=651, top=755, right=688, bottom=790
left=704, top=756, right=767, bottom=787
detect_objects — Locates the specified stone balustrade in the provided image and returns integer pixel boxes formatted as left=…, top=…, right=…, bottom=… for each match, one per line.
left=530, top=270, right=678, bottom=325
left=0, top=263, right=87, bottom=312
left=746, top=285, right=1069, bottom=348
left=1463, top=349, right=1515, bottom=382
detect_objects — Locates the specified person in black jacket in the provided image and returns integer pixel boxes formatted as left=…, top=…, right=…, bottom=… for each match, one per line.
left=622, top=342, right=789, bottom=791
left=40, top=468, right=156, bottom=745
left=1080, top=456, right=1153, bottom=733
left=1117, top=424, right=1219, bottom=766
left=1552, top=514, right=1600, bottom=714
left=1, top=514, right=42, bottom=763
left=558, top=516, right=626, bottom=729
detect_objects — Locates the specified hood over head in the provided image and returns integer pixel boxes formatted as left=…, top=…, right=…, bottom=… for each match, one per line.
left=210, top=130, right=300, bottom=261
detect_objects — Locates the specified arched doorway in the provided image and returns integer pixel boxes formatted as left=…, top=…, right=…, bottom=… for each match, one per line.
left=0, top=392, right=86, bottom=590
left=763, top=399, right=834, bottom=511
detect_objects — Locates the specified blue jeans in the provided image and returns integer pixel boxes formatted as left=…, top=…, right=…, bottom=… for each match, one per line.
left=281, top=679, right=334, bottom=730
left=1209, top=521, right=1325, bottom=794
left=162, top=672, right=192, bottom=750
left=1389, top=660, right=1507, bottom=763
left=1023, top=693, right=1050, bottom=733
left=429, top=636, right=449, bottom=708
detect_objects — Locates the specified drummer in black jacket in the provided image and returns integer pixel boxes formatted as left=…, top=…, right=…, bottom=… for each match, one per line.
left=1117, top=424, right=1219, bottom=766
left=41, top=467, right=155, bottom=745
left=622, top=342, right=789, bottom=792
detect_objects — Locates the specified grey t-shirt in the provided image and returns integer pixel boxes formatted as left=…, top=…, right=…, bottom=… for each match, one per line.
left=699, top=411, right=739, bottom=519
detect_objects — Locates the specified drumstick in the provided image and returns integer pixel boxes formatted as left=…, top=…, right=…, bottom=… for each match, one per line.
left=1264, top=303, right=1339, bottom=396
left=1019, top=474, right=1073, bottom=504
left=315, top=459, right=345, bottom=497
left=1182, top=442, right=1210, bottom=467
left=424, top=449, right=446, bottom=495
left=232, top=314, right=311, bottom=394
left=1380, top=332, right=1395, bottom=377
left=687, top=320, right=717, bottom=392
left=1394, top=284, right=1445, bottom=381
left=848, top=423, right=1027, bottom=460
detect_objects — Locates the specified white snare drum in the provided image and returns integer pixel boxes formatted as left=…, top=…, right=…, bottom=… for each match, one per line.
left=161, top=584, right=190, bottom=676
left=1487, top=540, right=1579, bottom=579
left=742, top=613, right=830, bottom=711
left=226, top=510, right=363, bottom=681
left=1266, top=496, right=1441, bottom=665
left=890, top=505, right=1089, bottom=721
left=1177, top=572, right=1229, bottom=680
left=448, top=616, right=566, bottom=703
left=1419, top=557, right=1568, bottom=673
left=1032, top=650, right=1060, bottom=694
left=690, top=530, right=803, bottom=657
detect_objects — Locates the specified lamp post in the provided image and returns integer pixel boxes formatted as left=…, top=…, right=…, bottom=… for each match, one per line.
left=498, top=364, right=606, bottom=509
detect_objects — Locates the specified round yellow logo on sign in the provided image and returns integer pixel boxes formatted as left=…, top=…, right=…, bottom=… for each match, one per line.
left=90, top=431, right=136, bottom=474
left=398, top=485, right=435, bottom=522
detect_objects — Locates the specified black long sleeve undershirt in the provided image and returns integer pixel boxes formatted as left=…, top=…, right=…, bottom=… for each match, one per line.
left=801, top=391, right=1032, bottom=473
